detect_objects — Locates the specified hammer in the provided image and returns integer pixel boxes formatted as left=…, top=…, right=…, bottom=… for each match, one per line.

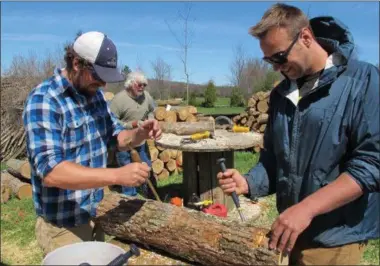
left=216, top=158, right=246, bottom=222
left=130, top=149, right=162, bottom=202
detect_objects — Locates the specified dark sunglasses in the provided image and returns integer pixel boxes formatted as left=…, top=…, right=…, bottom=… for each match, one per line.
left=137, top=83, right=147, bottom=88
left=263, top=32, right=301, bottom=65
left=88, top=66, right=104, bottom=83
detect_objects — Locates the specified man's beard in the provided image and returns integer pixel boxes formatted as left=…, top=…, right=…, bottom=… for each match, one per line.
left=72, top=71, right=98, bottom=97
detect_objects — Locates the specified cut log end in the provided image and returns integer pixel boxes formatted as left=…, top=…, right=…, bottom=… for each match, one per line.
left=152, top=159, right=164, bottom=175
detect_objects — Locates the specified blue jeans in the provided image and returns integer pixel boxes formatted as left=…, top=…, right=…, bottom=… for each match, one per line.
left=116, top=143, right=152, bottom=196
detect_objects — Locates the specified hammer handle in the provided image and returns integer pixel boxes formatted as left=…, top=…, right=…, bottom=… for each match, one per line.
left=130, top=149, right=162, bottom=202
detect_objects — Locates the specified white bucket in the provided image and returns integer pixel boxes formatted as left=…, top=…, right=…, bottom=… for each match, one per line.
left=42, top=241, right=125, bottom=265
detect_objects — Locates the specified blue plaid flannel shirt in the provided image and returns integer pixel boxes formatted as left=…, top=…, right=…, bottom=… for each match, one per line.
left=22, top=68, right=125, bottom=227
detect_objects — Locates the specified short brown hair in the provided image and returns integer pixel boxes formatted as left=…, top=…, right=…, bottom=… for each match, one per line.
left=249, top=3, right=310, bottom=39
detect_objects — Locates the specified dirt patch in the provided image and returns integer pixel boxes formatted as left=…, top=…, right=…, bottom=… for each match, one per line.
left=1, top=239, right=43, bottom=265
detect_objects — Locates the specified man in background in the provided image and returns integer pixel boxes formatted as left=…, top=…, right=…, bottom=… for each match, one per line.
left=217, top=3, right=379, bottom=265
left=110, top=71, right=157, bottom=197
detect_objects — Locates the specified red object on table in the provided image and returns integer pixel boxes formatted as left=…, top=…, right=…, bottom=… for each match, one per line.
left=202, top=203, right=228, bottom=217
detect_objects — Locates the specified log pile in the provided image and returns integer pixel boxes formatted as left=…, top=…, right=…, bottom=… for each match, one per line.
left=147, top=139, right=183, bottom=180
left=154, top=105, right=198, bottom=123
left=0, top=124, right=27, bottom=162
left=155, top=99, right=183, bottom=107
left=232, top=91, right=271, bottom=153
left=95, top=193, right=281, bottom=266
left=1, top=159, right=33, bottom=203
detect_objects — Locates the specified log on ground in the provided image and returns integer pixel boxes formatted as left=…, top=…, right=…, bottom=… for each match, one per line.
left=1, top=172, right=32, bottom=199
left=1, top=182, right=11, bottom=203
left=5, top=159, right=31, bottom=179
left=95, top=193, right=279, bottom=266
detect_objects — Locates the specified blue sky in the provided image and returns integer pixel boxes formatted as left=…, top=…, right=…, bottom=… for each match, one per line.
left=1, top=1, right=379, bottom=86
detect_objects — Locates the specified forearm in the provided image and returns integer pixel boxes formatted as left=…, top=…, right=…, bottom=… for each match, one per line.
left=43, top=161, right=118, bottom=190
left=299, top=172, right=363, bottom=218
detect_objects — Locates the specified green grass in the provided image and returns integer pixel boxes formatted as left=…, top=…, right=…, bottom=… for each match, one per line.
left=1, top=152, right=379, bottom=265
left=197, top=106, right=245, bottom=115
left=195, top=97, right=230, bottom=107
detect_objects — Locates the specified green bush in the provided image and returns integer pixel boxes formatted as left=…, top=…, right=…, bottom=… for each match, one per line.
left=253, top=71, right=282, bottom=93
left=188, top=91, right=198, bottom=106
left=202, top=80, right=217, bottom=107
left=230, top=87, right=246, bottom=107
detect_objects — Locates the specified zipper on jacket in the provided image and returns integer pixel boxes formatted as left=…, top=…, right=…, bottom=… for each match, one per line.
left=289, top=105, right=300, bottom=175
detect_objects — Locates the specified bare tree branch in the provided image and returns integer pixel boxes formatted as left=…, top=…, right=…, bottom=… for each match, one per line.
left=165, top=2, right=195, bottom=104
left=150, top=57, right=172, bottom=99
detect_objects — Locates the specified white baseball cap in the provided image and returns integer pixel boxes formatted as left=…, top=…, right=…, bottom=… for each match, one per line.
left=73, top=31, right=125, bottom=83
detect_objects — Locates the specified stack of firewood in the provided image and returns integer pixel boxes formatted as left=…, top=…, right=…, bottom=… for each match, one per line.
left=232, top=90, right=271, bottom=153
left=1, top=159, right=33, bottom=203
left=154, top=105, right=198, bottom=123
left=146, top=139, right=182, bottom=180
left=1, top=125, right=27, bottom=162
left=232, top=90, right=270, bottom=133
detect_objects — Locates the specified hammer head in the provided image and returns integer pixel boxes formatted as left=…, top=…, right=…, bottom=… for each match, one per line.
left=130, top=244, right=140, bottom=257
left=216, top=158, right=225, bottom=165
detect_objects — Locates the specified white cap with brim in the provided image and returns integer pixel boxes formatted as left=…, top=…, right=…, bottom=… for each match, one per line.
left=73, top=31, right=125, bottom=83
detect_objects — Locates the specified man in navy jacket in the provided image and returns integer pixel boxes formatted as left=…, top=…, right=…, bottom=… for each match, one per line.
left=218, top=4, right=379, bottom=265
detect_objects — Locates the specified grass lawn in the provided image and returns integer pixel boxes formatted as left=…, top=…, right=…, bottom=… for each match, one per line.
left=192, top=97, right=245, bottom=115
left=1, top=153, right=379, bottom=265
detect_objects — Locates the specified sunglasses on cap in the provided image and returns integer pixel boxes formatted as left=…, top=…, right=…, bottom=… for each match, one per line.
left=263, top=32, right=301, bottom=65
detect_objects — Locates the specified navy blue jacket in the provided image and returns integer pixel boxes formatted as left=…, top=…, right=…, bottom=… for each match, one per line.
left=245, top=17, right=379, bottom=247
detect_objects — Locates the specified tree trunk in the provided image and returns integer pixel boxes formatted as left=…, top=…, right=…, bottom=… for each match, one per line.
left=5, top=159, right=31, bottom=179
left=1, top=182, right=11, bottom=203
left=158, top=121, right=215, bottom=135
left=1, top=172, right=32, bottom=199
left=95, top=194, right=279, bottom=266
left=166, top=159, right=177, bottom=172
left=152, top=159, right=164, bottom=175
left=158, top=150, right=171, bottom=163
left=154, top=107, right=167, bottom=121
left=185, top=114, right=197, bottom=122
left=257, top=100, right=269, bottom=113
left=157, top=168, right=169, bottom=180
left=187, top=106, right=197, bottom=114
left=177, top=107, right=190, bottom=121
left=257, top=113, right=269, bottom=125
left=149, top=147, right=159, bottom=161
left=164, top=110, right=177, bottom=123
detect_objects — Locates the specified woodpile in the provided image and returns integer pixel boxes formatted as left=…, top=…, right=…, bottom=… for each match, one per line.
left=232, top=91, right=271, bottom=153
left=154, top=105, right=198, bottom=123
left=1, top=159, right=33, bottom=203
left=1, top=124, right=27, bottom=162
left=155, top=99, right=183, bottom=107
left=147, top=139, right=182, bottom=180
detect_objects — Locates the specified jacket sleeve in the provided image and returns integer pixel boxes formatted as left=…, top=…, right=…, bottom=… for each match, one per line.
left=344, top=64, right=380, bottom=192
left=243, top=92, right=277, bottom=199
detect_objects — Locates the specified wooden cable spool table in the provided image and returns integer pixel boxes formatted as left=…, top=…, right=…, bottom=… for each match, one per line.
left=155, top=129, right=263, bottom=210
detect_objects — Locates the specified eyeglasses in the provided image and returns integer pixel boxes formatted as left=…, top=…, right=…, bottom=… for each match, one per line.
left=137, top=83, right=147, bottom=88
left=88, top=66, right=104, bottom=83
left=263, top=32, right=301, bottom=65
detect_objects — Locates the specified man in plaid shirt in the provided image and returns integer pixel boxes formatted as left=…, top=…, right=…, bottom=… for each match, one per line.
left=22, top=31, right=162, bottom=255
